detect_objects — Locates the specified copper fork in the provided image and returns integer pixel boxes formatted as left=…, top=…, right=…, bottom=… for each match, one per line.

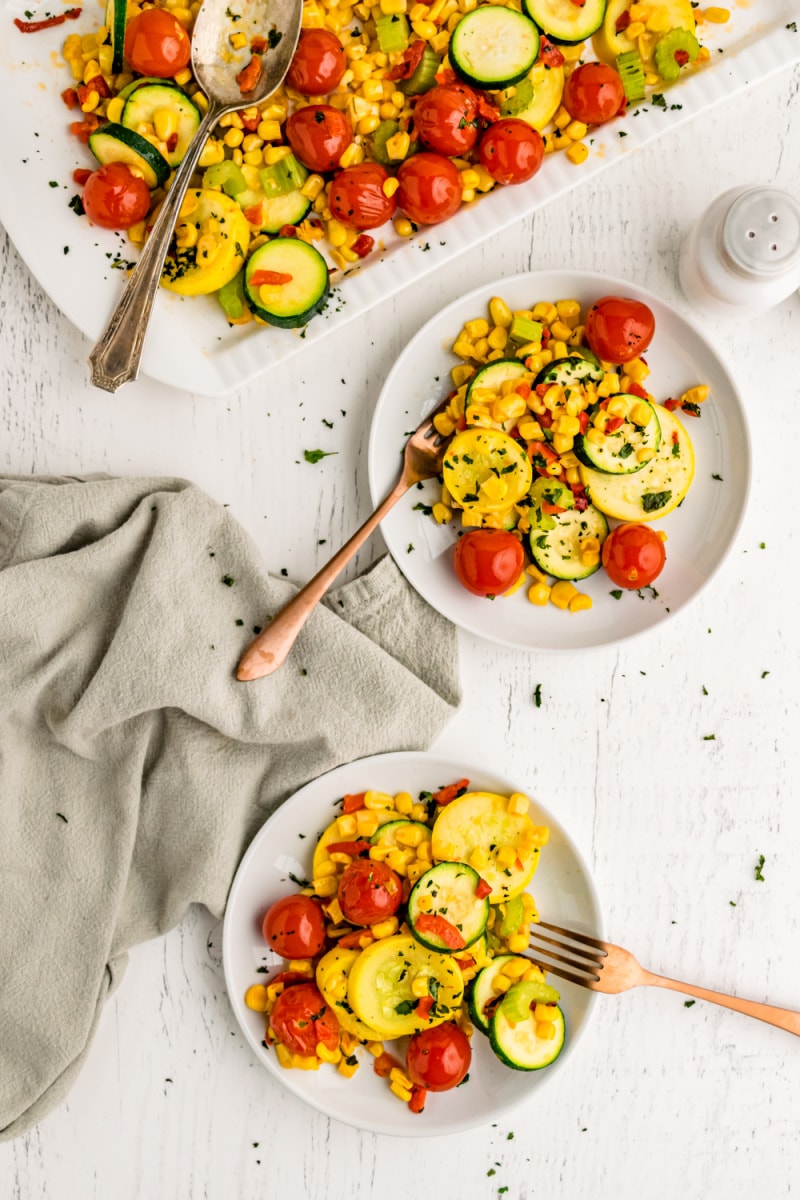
left=236, top=395, right=455, bottom=681
left=528, top=921, right=800, bottom=1036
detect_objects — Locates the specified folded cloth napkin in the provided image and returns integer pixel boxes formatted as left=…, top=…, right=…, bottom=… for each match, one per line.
left=0, top=475, right=460, bottom=1140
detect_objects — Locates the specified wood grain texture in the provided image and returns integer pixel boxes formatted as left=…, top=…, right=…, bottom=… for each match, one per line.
left=1, top=60, right=799, bottom=1200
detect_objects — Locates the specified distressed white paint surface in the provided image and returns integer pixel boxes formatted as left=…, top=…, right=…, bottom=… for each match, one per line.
left=1, top=61, right=799, bottom=1200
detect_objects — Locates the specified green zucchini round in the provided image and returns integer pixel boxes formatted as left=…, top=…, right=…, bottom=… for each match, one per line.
left=450, top=7, right=540, bottom=89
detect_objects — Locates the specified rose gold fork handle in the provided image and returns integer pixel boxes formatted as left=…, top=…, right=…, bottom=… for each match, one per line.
left=236, top=476, right=409, bottom=681
left=643, top=971, right=800, bottom=1036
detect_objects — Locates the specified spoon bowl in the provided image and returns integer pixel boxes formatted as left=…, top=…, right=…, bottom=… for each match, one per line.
left=88, top=0, right=302, bottom=393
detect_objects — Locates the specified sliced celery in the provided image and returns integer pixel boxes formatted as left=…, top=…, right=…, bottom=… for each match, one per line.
left=509, top=315, right=543, bottom=345
left=260, top=153, right=308, bottom=199
left=400, top=45, right=441, bottom=95
left=203, top=160, right=247, bottom=197
left=615, top=50, right=646, bottom=102
left=375, top=13, right=409, bottom=53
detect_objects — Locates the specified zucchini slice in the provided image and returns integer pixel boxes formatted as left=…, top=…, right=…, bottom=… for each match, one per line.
left=529, top=504, right=609, bottom=580
left=443, top=429, right=532, bottom=514
left=534, top=354, right=604, bottom=388
left=579, top=403, right=695, bottom=521
left=346, top=935, right=464, bottom=1039
left=244, top=239, right=330, bottom=329
left=468, top=956, right=544, bottom=1034
left=407, top=862, right=490, bottom=953
left=489, top=985, right=565, bottom=1071
left=122, top=84, right=201, bottom=168
left=575, top=397, right=661, bottom=475
left=523, top=0, right=606, bottom=43
left=259, top=190, right=311, bottom=234
left=450, top=7, right=540, bottom=89
left=593, top=0, right=695, bottom=65
left=431, top=792, right=545, bottom=903
left=160, top=189, right=250, bottom=297
left=528, top=476, right=574, bottom=533
left=316, top=946, right=383, bottom=1042
left=105, top=0, right=126, bottom=74
left=370, top=819, right=432, bottom=852
left=88, top=123, right=170, bottom=189
left=505, top=63, right=565, bottom=132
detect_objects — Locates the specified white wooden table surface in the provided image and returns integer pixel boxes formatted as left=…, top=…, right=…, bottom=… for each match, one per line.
left=2, top=58, right=799, bottom=1200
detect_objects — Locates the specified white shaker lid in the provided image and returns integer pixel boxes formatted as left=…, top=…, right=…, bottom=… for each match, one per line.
left=722, top=187, right=800, bottom=278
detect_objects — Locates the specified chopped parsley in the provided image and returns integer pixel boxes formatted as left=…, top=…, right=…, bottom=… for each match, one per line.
left=221, top=574, right=235, bottom=587
left=684, top=1000, right=696, bottom=1008
left=641, top=490, right=672, bottom=513
left=304, top=448, right=337, bottom=464
left=754, top=854, right=765, bottom=882
left=533, top=683, right=542, bottom=708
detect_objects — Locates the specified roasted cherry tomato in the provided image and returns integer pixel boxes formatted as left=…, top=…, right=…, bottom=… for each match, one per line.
left=602, top=523, right=666, bottom=588
left=82, top=163, right=151, bottom=230
left=453, top=529, right=524, bottom=597
left=262, top=894, right=327, bottom=959
left=406, top=1022, right=472, bottom=1091
left=269, top=982, right=340, bottom=1056
left=124, top=9, right=191, bottom=78
left=584, top=295, right=656, bottom=363
left=286, top=28, right=347, bottom=95
left=329, top=163, right=396, bottom=230
left=396, top=152, right=462, bottom=226
left=337, top=858, right=403, bottom=926
left=477, top=118, right=544, bottom=186
left=285, top=105, right=353, bottom=172
left=413, top=83, right=480, bottom=156
left=562, top=62, right=626, bottom=125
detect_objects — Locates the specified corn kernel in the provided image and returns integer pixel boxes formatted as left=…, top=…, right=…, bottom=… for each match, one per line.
left=244, top=984, right=270, bottom=1012
left=629, top=401, right=653, bottom=427
left=550, top=580, right=578, bottom=609
left=518, top=417, right=543, bottom=441
left=371, top=916, right=399, bottom=939
left=569, top=592, right=593, bottom=613
left=393, top=790, right=413, bottom=813
left=312, top=876, right=339, bottom=897
left=507, top=792, right=529, bottom=815
left=338, top=1056, right=359, bottom=1078
left=681, top=385, right=710, bottom=405
left=365, top=789, right=394, bottom=810
left=506, top=932, right=528, bottom=953
left=586, top=427, right=606, bottom=446
left=566, top=141, right=589, bottom=165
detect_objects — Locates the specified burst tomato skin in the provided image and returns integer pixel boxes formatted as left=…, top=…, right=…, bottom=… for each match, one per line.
left=396, top=152, right=462, bottom=225
left=269, top=982, right=340, bottom=1056
left=413, top=83, right=480, bottom=156
left=453, top=529, right=524, bottom=597
left=406, top=1023, right=472, bottom=1091
left=584, top=295, right=656, bottom=363
left=286, top=28, right=347, bottom=95
left=285, top=105, right=354, bottom=172
left=477, top=119, right=544, bottom=185
left=329, top=163, right=396, bottom=230
left=601, top=523, right=666, bottom=589
left=124, top=9, right=191, bottom=77
left=262, top=895, right=327, bottom=959
left=82, top=163, right=151, bottom=230
left=337, top=858, right=403, bottom=926
left=562, top=62, right=626, bottom=125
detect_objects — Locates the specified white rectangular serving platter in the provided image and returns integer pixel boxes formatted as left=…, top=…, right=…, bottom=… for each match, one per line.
left=1, top=0, right=798, bottom=395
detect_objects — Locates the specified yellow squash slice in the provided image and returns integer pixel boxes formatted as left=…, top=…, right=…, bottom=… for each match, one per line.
left=347, top=935, right=464, bottom=1038
left=316, top=946, right=382, bottom=1042
left=593, top=0, right=696, bottom=66
left=431, top=791, right=547, bottom=902
left=160, top=189, right=250, bottom=297
left=443, top=428, right=532, bottom=514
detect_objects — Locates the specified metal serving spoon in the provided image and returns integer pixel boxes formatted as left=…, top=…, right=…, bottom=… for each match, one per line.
left=89, top=0, right=302, bottom=393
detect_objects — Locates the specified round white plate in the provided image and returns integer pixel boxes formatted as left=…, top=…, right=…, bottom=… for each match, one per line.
left=222, top=750, right=602, bottom=1137
left=367, top=269, right=751, bottom=652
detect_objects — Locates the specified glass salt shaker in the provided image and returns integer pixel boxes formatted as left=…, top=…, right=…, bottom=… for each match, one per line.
left=679, top=185, right=800, bottom=318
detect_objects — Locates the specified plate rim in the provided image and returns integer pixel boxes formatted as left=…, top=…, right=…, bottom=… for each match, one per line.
left=366, top=266, right=752, bottom=654
left=222, top=748, right=604, bottom=1138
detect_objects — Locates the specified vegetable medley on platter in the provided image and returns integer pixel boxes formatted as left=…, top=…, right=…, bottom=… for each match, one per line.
left=38, top=0, right=731, bottom=331
left=244, top=780, right=565, bottom=1115
left=421, top=289, right=709, bottom=612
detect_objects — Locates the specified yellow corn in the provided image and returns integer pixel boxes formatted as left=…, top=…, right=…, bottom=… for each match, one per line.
left=325, top=898, right=345, bottom=925
left=489, top=296, right=513, bottom=328
left=681, top=385, right=710, bottom=405
left=496, top=845, right=517, bottom=868
left=507, top=793, right=529, bottom=815
left=198, top=137, right=224, bottom=167
left=312, top=875, right=339, bottom=897
left=229, top=30, right=247, bottom=48
left=410, top=803, right=429, bottom=822
left=565, top=141, right=589, bottom=165
left=506, top=932, right=528, bottom=954
left=337, top=814, right=358, bottom=837
left=416, top=839, right=432, bottom=862
left=550, top=580, right=578, bottom=610
left=492, top=394, right=526, bottom=423
left=629, top=401, right=653, bottom=427
left=569, top=593, right=593, bottom=613
left=394, top=790, right=414, bottom=813
left=552, top=433, right=573, bottom=455
left=626, top=20, right=646, bottom=38
left=338, top=1056, right=359, bottom=1078
left=244, top=984, right=270, bottom=1012
left=635, top=447, right=656, bottom=464
left=371, top=916, right=399, bottom=939
left=411, top=974, right=431, bottom=998
left=606, top=396, right=629, bottom=419
left=389, top=1066, right=414, bottom=1090
left=586, top=427, right=606, bottom=446
left=364, top=789, right=394, bottom=809
left=356, top=810, right=380, bottom=836
left=492, top=973, right=512, bottom=994
left=106, top=96, right=124, bottom=124
left=315, top=860, right=338, bottom=879
left=518, top=417, right=544, bottom=441
left=533, top=301, right=557, bottom=323
left=703, top=6, right=730, bottom=21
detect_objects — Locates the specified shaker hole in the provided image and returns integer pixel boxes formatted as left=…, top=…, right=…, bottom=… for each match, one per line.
left=771, top=244, right=778, bottom=251
left=747, top=230, right=756, bottom=239
left=770, top=213, right=779, bottom=223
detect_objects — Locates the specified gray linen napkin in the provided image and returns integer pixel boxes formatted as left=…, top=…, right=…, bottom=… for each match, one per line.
left=0, top=475, right=460, bottom=1140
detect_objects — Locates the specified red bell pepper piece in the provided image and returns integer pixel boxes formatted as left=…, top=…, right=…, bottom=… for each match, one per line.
left=61, top=87, right=79, bottom=109
left=578, top=410, right=590, bottom=433
left=538, top=35, right=565, bottom=67
left=236, top=56, right=263, bottom=94
left=325, top=840, right=371, bottom=856
left=415, top=913, right=466, bottom=951
left=616, top=8, right=631, bottom=32
left=337, top=929, right=372, bottom=949
left=250, top=269, right=293, bottom=286
left=342, top=792, right=366, bottom=813
left=352, top=233, right=375, bottom=259
left=387, top=40, right=425, bottom=81
left=278, top=224, right=299, bottom=238
left=73, top=167, right=92, bottom=185
left=433, top=777, right=469, bottom=806
left=475, top=877, right=492, bottom=900
left=251, top=35, right=268, bottom=53
left=416, top=995, right=434, bottom=1020
left=69, top=115, right=101, bottom=143
left=373, top=1051, right=403, bottom=1077
left=604, top=416, right=624, bottom=433
left=626, top=381, right=649, bottom=400
left=409, top=1085, right=428, bottom=1113
left=14, top=6, right=81, bottom=31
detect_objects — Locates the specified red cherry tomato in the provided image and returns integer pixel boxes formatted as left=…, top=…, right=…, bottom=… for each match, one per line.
left=285, top=104, right=354, bottom=172
left=406, top=1022, right=472, bottom=1091
left=262, top=894, right=327, bottom=959
left=562, top=62, right=626, bottom=125
left=124, top=9, right=191, bottom=78
left=584, top=295, right=656, bottom=363
left=453, top=529, right=525, bottom=597
left=396, top=152, right=462, bottom=226
left=82, top=163, right=151, bottom=230
left=477, top=118, right=544, bottom=186
left=413, top=83, right=480, bottom=156
left=337, top=858, right=403, bottom=926
left=601, top=523, right=666, bottom=589
left=286, top=29, right=347, bottom=95
left=329, top=163, right=396, bottom=230
left=269, top=982, right=340, bottom=1056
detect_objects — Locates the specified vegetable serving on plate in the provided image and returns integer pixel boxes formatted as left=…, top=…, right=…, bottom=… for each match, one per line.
left=422, top=291, right=709, bottom=610
left=45, top=0, right=728, bottom=330
left=243, top=781, right=565, bottom=1114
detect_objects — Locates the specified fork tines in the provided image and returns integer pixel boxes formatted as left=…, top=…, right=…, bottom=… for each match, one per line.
left=526, top=921, right=607, bottom=990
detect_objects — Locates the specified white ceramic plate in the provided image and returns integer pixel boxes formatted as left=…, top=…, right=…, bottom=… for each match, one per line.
left=367, top=268, right=751, bottom=653
left=222, top=750, right=601, bottom=1137
left=1, top=4, right=797, bottom=394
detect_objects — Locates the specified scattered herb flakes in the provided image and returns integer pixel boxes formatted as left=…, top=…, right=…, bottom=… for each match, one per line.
left=506, top=1132, right=514, bottom=1140
left=63, top=245, right=70, bottom=255
left=253, top=625, right=262, bottom=634
left=609, top=588, right=623, bottom=600
left=412, top=501, right=433, bottom=516
left=651, top=92, right=667, bottom=109
left=755, top=854, right=765, bottom=882
left=487, top=1170, right=496, bottom=1178
left=288, top=871, right=311, bottom=888
left=787, top=21, right=797, bottom=31
left=684, top=1000, right=696, bottom=1008
left=221, top=574, right=235, bottom=587
left=321, top=418, right=334, bottom=428
left=68, top=193, right=84, bottom=216
left=703, top=733, right=716, bottom=741
left=304, top=448, right=337, bottom=464
left=759, top=542, right=766, bottom=549
left=300, top=668, right=308, bottom=676
left=407, top=543, right=414, bottom=553
left=618, top=130, right=627, bottom=137
left=498, top=1189, right=509, bottom=1196
left=56, top=812, right=68, bottom=823
left=729, top=900, right=737, bottom=907
left=235, top=618, right=244, bottom=626
left=280, top=568, right=288, bottom=577
left=702, top=685, right=708, bottom=695
left=712, top=473, right=723, bottom=481
left=533, top=683, right=542, bottom=708
left=761, top=670, right=770, bottom=679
